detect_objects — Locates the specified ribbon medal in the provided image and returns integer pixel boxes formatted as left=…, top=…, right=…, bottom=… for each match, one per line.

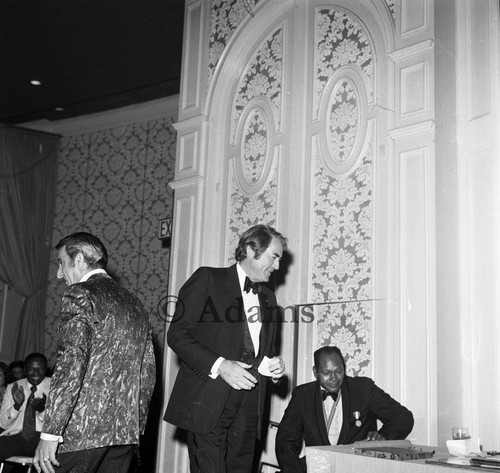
left=354, top=411, right=362, bottom=427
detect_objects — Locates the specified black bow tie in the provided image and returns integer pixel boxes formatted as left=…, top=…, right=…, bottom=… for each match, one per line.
left=244, top=277, right=262, bottom=294
left=322, top=390, right=338, bottom=402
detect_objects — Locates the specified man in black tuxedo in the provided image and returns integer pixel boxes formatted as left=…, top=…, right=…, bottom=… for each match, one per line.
left=276, top=346, right=414, bottom=472
left=164, top=224, right=288, bottom=473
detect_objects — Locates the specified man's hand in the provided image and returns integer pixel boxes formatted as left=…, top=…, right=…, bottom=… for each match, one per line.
left=33, top=439, right=59, bottom=473
left=32, top=393, right=47, bottom=413
left=11, top=382, right=24, bottom=409
left=365, top=431, right=385, bottom=441
left=218, top=360, right=257, bottom=390
left=268, top=356, right=285, bottom=382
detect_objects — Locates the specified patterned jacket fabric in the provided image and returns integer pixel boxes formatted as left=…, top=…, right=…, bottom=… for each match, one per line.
left=41, top=273, right=156, bottom=453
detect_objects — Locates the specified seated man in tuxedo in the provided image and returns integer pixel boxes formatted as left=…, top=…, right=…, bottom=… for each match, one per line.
left=276, top=346, right=414, bottom=473
left=0, top=353, right=51, bottom=460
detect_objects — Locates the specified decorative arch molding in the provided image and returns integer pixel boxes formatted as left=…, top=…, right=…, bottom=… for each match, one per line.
left=205, top=1, right=290, bottom=118
left=230, top=25, right=283, bottom=140
left=230, top=96, right=277, bottom=194
left=317, top=66, right=370, bottom=176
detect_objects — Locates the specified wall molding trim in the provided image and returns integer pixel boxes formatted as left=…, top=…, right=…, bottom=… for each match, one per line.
left=388, top=39, right=434, bottom=62
left=388, top=119, right=435, bottom=140
left=19, top=95, right=180, bottom=135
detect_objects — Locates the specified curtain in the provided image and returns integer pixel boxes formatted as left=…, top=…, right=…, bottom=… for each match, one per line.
left=0, top=126, right=59, bottom=359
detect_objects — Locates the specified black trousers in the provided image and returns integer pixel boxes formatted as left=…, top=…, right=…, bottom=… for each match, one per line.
left=0, top=432, right=41, bottom=459
left=187, top=387, right=259, bottom=473
left=56, top=444, right=135, bottom=473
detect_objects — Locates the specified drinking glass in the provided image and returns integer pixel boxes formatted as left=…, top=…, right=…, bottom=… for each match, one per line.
left=452, top=427, right=471, bottom=440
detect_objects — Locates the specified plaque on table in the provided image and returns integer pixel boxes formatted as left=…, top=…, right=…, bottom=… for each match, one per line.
left=353, top=440, right=434, bottom=461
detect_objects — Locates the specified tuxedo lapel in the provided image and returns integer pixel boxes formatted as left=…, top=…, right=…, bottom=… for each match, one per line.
left=224, top=265, right=246, bottom=346
left=225, top=264, right=242, bottom=299
left=337, top=382, right=350, bottom=444
left=313, top=383, right=331, bottom=445
left=257, top=291, right=269, bottom=355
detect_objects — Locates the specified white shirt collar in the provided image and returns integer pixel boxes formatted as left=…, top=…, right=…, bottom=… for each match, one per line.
left=236, top=263, right=249, bottom=291
left=80, top=268, right=107, bottom=282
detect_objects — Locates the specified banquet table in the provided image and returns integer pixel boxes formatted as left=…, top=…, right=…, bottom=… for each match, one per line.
left=306, top=444, right=490, bottom=473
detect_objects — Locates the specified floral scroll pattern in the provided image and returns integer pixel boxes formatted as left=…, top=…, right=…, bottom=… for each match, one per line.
left=227, top=163, right=278, bottom=264
left=328, top=79, right=358, bottom=164
left=312, top=120, right=374, bottom=376
left=242, top=109, right=268, bottom=184
left=232, top=28, right=282, bottom=139
left=209, top=0, right=261, bottom=83
left=315, top=8, right=373, bottom=115
left=226, top=26, right=282, bottom=264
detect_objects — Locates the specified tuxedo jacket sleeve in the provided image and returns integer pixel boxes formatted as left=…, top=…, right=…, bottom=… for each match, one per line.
left=276, top=378, right=414, bottom=472
left=276, top=382, right=324, bottom=473
left=164, top=265, right=279, bottom=434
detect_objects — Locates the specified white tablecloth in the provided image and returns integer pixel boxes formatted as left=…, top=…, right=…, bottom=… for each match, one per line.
left=306, top=444, right=479, bottom=473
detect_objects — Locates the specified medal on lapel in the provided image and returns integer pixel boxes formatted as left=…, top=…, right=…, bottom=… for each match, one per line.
left=354, top=411, right=362, bottom=427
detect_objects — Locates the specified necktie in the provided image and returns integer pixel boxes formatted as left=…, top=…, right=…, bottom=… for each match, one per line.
left=322, top=390, right=338, bottom=402
left=21, top=385, right=37, bottom=441
left=244, top=276, right=261, bottom=294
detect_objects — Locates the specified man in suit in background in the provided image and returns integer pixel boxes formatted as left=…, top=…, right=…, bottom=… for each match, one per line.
left=276, top=346, right=414, bottom=472
left=164, top=224, right=288, bottom=473
left=32, top=232, right=156, bottom=473
left=0, top=353, right=50, bottom=459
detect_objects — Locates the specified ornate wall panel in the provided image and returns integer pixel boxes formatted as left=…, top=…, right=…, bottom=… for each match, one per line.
left=312, top=7, right=375, bottom=376
left=208, top=0, right=261, bottom=83
left=312, top=124, right=374, bottom=376
left=314, top=8, right=374, bottom=117
left=226, top=26, right=283, bottom=262
left=45, top=117, right=176, bottom=364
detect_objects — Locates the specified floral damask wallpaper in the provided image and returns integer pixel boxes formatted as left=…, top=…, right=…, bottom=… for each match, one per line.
left=313, top=9, right=374, bottom=375
left=226, top=26, right=283, bottom=262
left=315, top=8, right=374, bottom=113
left=44, top=117, right=176, bottom=365
left=214, top=2, right=377, bottom=376
left=209, top=0, right=261, bottom=83
left=313, top=134, right=374, bottom=375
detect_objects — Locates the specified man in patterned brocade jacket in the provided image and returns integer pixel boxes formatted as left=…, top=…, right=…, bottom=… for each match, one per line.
left=33, top=232, right=156, bottom=473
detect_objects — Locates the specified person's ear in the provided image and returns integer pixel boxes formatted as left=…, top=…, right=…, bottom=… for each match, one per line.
left=74, top=252, right=85, bottom=268
left=313, top=366, right=318, bottom=379
left=246, top=245, right=256, bottom=260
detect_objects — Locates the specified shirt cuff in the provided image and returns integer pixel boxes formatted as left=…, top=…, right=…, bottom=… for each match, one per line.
left=40, top=432, right=63, bottom=443
left=209, top=357, right=225, bottom=379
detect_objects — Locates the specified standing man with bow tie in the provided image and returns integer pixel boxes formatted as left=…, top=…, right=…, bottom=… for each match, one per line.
left=276, top=346, right=414, bottom=472
left=164, top=224, right=288, bottom=473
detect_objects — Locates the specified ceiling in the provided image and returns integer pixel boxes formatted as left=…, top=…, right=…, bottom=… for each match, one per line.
left=0, top=0, right=185, bottom=125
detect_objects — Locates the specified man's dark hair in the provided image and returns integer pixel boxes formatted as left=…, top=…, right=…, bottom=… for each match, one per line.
left=314, top=346, right=346, bottom=371
left=24, top=352, right=48, bottom=367
left=56, top=232, right=108, bottom=269
left=234, top=224, right=288, bottom=262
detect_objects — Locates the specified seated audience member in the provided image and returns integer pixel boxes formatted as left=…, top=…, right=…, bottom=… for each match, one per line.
left=0, top=353, right=51, bottom=460
left=8, top=360, right=24, bottom=383
left=276, top=346, right=414, bottom=472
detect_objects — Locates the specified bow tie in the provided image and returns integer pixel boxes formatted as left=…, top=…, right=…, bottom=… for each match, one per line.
left=322, top=390, right=338, bottom=402
left=244, top=277, right=262, bottom=294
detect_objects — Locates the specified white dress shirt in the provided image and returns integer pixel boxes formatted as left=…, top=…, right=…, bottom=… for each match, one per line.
left=0, top=377, right=51, bottom=436
left=209, top=264, right=263, bottom=378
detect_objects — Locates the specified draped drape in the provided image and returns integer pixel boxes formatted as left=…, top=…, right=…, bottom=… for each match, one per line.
left=0, top=126, right=59, bottom=359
